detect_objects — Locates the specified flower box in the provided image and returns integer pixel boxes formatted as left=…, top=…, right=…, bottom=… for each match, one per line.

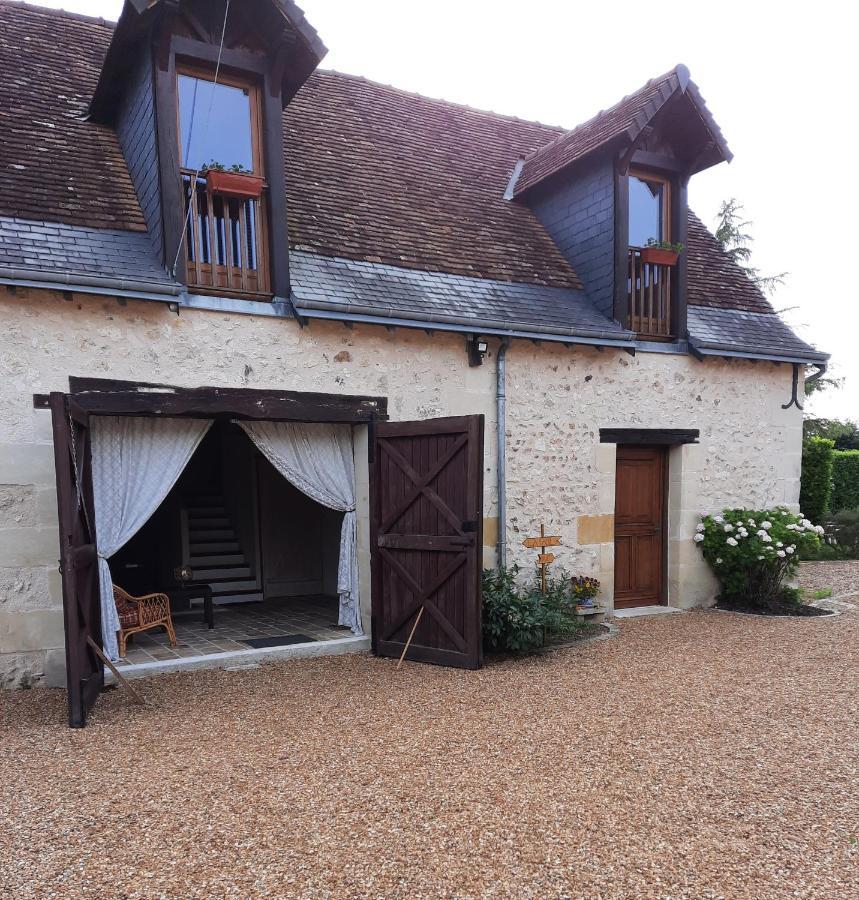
left=640, top=246, right=680, bottom=267
left=205, top=170, right=264, bottom=200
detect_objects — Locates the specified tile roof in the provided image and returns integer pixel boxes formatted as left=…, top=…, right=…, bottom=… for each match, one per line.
left=283, top=71, right=581, bottom=289
left=685, top=212, right=773, bottom=314
left=289, top=251, right=633, bottom=342
left=0, top=2, right=824, bottom=363
left=513, top=68, right=680, bottom=196
left=0, top=2, right=145, bottom=231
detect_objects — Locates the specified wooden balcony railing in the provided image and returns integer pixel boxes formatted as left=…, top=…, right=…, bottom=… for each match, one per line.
left=627, top=247, right=673, bottom=338
left=182, top=172, right=270, bottom=296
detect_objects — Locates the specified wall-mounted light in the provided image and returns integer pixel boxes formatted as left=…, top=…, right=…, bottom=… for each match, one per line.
left=467, top=335, right=489, bottom=367
left=168, top=302, right=179, bottom=314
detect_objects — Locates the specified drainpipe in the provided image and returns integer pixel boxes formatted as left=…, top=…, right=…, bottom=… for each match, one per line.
left=496, top=338, right=510, bottom=569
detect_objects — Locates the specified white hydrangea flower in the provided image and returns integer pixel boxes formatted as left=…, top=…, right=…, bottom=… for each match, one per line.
left=715, top=557, right=723, bottom=564
left=726, top=537, right=738, bottom=546
left=756, top=529, right=767, bottom=538
left=724, top=523, right=734, bottom=532
left=761, top=521, right=772, bottom=530
left=761, top=533, right=773, bottom=543
left=696, top=523, right=705, bottom=533
left=713, top=515, right=724, bottom=524
left=747, top=519, right=756, bottom=527
left=757, top=555, right=764, bottom=560
left=786, top=546, right=795, bottom=554
left=801, top=519, right=813, bottom=529
left=815, top=525, right=825, bottom=534
left=776, top=541, right=783, bottom=548
left=693, top=533, right=705, bottom=543
left=776, top=550, right=786, bottom=557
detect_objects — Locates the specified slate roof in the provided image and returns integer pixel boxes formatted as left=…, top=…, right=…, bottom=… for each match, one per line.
left=0, top=1, right=825, bottom=363
left=289, top=252, right=633, bottom=343
left=687, top=306, right=828, bottom=363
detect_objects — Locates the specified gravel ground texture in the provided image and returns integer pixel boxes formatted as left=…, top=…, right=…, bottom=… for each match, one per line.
left=2, top=580, right=857, bottom=897
left=800, top=560, right=859, bottom=603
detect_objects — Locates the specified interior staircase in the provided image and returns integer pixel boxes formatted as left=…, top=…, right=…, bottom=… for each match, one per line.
left=184, top=495, right=263, bottom=604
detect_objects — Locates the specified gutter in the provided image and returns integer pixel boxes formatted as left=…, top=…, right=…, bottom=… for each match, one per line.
left=0, top=266, right=182, bottom=301
left=688, top=338, right=830, bottom=367
left=496, top=338, right=509, bottom=569
left=292, top=301, right=637, bottom=350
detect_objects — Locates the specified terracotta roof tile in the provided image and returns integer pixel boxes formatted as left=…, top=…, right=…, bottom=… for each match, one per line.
left=686, top=212, right=774, bottom=314
left=0, top=2, right=145, bottom=231
left=513, top=68, right=680, bottom=195
left=283, top=71, right=581, bottom=289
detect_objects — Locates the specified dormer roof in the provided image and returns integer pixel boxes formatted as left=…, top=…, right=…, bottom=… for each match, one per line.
left=512, top=64, right=732, bottom=197
left=90, top=0, right=327, bottom=121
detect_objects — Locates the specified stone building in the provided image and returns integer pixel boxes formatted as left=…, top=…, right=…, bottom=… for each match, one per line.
left=0, top=0, right=826, bottom=721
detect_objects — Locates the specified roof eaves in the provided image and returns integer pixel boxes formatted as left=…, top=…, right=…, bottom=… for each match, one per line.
left=688, top=335, right=830, bottom=366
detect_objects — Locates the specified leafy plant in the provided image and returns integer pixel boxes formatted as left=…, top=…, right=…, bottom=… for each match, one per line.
left=803, top=417, right=859, bottom=448
left=831, top=450, right=859, bottom=513
left=644, top=238, right=685, bottom=253
left=800, top=436, right=835, bottom=523
left=481, top=566, right=598, bottom=651
left=201, top=160, right=252, bottom=174
left=693, top=507, right=823, bottom=609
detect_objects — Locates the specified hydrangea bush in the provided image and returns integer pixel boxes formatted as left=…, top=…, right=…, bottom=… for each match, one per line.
left=694, top=507, right=823, bottom=608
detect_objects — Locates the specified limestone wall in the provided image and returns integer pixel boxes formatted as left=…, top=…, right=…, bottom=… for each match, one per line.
left=0, top=288, right=803, bottom=686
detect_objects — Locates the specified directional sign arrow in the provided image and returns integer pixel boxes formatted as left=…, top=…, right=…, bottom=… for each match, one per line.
left=537, top=552, right=556, bottom=565
left=522, top=535, right=561, bottom=549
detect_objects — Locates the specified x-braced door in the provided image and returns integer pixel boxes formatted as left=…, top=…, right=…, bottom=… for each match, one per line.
left=370, top=415, right=484, bottom=669
left=49, top=393, right=103, bottom=727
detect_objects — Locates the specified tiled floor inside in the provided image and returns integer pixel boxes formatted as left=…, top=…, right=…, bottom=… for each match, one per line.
left=114, top=594, right=352, bottom=667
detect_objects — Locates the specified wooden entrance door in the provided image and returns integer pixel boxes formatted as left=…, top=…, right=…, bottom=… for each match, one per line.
left=371, top=416, right=484, bottom=669
left=49, top=393, right=103, bottom=727
left=613, top=445, right=666, bottom=608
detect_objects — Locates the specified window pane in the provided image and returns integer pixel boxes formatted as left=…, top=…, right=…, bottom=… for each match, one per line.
left=178, top=75, right=254, bottom=172
left=628, top=175, right=665, bottom=246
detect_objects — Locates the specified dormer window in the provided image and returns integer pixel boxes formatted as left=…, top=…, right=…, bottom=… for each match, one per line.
left=178, top=65, right=270, bottom=297
left=627, top=168, right=674, bottom=339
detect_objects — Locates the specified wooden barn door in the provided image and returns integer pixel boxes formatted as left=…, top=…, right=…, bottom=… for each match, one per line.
left=371, top=416, right=484, bottom=669
left=613, top=445, right=667, bottom=608
left=49, top=393, right=103, bottom=727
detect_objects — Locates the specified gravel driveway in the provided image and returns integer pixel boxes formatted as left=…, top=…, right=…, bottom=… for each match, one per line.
left=2, top=595, right=857, bottom=898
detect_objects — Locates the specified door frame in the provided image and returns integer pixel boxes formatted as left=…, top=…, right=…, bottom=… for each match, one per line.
left=34, top=378, right=389, bottom=726
left=613, top=443, right=669, bottom=609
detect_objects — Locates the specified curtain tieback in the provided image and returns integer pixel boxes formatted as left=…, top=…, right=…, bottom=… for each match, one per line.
left=97, top=552, right=109, bottom=561
left=345, top=507, right=357, bottom=514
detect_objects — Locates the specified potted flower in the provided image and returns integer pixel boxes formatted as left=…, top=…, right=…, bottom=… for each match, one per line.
left=202, top=161, right=264, bottom=200
left=641, top=239, right=684, bottom=266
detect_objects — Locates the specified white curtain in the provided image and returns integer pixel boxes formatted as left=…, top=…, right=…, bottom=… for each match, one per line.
left=239, top=421, right=362, bottom=635
left=91, top=416, right=212, bottom=660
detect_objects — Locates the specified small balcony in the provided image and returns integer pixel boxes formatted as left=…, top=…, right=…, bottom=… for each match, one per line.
left=627, top=247, right=674, bottom=338
left=182, top=171, right=270, bottom=297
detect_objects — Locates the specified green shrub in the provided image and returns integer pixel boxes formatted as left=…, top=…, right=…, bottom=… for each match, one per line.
left=694, top=507, right=822, bottom=609
left=799, top=437, right=834, bottom=523
left=481, top=566, right=599, bottom=652
left=828, top=508, right=859, bottom=557
left=830, top=450, right=859, bottom=513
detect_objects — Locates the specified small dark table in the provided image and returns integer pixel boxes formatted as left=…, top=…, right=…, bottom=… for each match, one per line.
left=168, top=584, right=214, bottom=629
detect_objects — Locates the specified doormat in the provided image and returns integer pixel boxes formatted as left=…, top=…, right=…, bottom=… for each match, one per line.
left=240, top=634, right=316, bottom=649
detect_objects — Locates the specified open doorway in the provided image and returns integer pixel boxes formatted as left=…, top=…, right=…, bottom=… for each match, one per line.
left=110, top=421, right=351, bottom=668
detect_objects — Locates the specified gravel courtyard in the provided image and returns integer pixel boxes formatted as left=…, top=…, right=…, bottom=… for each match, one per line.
left=1, top=568, right=857, bottom=898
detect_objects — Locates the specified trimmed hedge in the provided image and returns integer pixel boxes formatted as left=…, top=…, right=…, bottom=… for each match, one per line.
left=831, top=450, right=859, bottom=513
left=800, top=437, right=834, bottom=524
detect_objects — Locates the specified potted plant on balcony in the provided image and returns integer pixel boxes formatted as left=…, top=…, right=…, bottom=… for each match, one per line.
left=641, top=238, right=684, bottom=266
left=202, top=161, right=264, bottom=200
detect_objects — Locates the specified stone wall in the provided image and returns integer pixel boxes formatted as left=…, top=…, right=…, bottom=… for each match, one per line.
left=0, top=288, right=803, bottom=686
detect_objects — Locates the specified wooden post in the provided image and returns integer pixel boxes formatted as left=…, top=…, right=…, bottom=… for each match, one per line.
left=397, top=606, right=424, bottom=669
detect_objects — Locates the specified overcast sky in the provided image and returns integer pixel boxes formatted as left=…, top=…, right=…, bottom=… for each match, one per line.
left=26, top=0, right=859, bottom=420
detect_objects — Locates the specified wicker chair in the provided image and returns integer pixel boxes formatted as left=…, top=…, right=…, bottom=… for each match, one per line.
left=113, top=585, right=178, bottom=657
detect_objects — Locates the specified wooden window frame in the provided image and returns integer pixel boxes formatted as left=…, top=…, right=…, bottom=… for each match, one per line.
left=628, top=167, right=672, bottom=248
left=175, top=62, right=272, bottom=298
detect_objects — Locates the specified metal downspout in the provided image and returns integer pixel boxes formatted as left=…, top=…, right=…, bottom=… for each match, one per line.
left=496, top=338, right=509, bottom=569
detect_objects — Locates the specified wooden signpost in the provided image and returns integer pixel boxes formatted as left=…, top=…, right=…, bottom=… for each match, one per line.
left=523, top=523, right=562, bottom=593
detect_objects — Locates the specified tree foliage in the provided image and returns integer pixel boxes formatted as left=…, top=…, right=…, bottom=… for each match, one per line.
left=799, top=436, right=835, bottom=523
left=715, top=198, right=787, bottom=296
left=803, top=417, right=859, bottom=449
